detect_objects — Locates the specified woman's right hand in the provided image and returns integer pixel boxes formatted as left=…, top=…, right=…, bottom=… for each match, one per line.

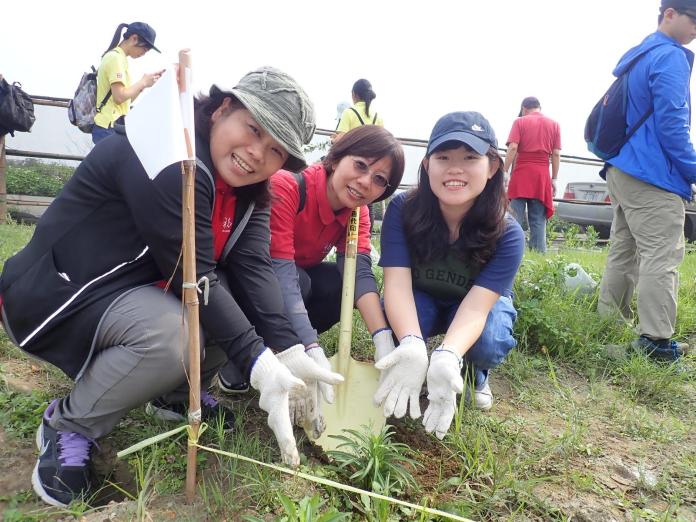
left=141, top=69, right=165, bottom=88
left=373, top=335, right=428, bottom=419
left=249, top=348, right=306, bottom=467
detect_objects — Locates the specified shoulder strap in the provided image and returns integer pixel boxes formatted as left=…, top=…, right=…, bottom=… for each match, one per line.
left=372, top=113, right=378, bottom=124
left=90, top=63, right=112, bottom=113
left=96, top=90, right=112, bottom=113
left=292, top=171, right=306, bottom=213
left=350, top=107, right=365, bottom=125
left=621, top=50, right=655, bottom=141
left=222, top=202, right=256, bottom=260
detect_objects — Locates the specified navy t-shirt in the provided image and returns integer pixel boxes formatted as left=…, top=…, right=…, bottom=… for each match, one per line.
left=379, top=192, right=525, bottom=299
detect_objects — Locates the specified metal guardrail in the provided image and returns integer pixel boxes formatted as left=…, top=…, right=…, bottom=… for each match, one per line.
left=6, top=95, right=605, bottom=168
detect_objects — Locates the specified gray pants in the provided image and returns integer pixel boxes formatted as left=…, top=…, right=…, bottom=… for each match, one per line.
left=49, top=286, right=227, bottom=439
left=598, top=167, right=685, bottom=340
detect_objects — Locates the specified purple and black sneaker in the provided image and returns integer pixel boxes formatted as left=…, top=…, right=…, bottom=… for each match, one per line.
left=32, top=399, right=93, bottom=507
left=146, top=390, right=235, bottom=432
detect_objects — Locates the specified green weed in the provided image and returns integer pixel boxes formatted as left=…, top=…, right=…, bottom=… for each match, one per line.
left=0, top=389, right=49, bottom=439
left=327, top=424, right=420, bottom=496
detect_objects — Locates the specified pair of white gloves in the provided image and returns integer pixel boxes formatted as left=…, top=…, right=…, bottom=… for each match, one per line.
left=373, top=336, right=464, bottom=440
left=280, top=331, right=401, bottom=441
left=248, top=344, right=344, bottom=467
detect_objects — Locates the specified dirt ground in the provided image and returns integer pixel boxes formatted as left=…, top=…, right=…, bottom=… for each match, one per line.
left=1, top=352, right=694, bottom=521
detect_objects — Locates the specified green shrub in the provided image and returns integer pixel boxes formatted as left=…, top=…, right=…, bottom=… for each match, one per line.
left=6, top=159, right=75, bottom=197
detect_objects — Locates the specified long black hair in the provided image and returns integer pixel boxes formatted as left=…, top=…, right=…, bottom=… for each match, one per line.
left=352, top=79, right=376, bottom=118
left=193, top=86, right=271, bottom=208
left=102, top=24, right=149, bottom=57
left=402, top=142, right=508, bottom=267
left=102, top=23, right=128, bottom=56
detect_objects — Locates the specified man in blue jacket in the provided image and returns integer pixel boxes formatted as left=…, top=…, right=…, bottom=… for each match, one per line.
left=598, top=0, right=696, bottom=360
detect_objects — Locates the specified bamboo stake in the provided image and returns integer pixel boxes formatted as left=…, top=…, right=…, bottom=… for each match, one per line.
left=177, top=50, right=200, bottom=504
left=336, top=209, right=359, bottom=381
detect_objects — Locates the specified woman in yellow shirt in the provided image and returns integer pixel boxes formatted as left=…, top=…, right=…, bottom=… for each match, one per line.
left=333, top=79, right=384, bottom=143
left=92, top=22, right=164, bottom=144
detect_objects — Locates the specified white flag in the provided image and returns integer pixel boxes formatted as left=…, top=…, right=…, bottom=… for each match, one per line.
left=126, top=63, right=193, bottom=180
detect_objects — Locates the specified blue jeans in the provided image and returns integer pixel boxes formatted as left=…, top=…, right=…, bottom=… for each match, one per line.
left=510, top=198, right=547, bottom=252
left=413, top=290, right=517, bottom=387
left=91, top=124, right=114, bottom=145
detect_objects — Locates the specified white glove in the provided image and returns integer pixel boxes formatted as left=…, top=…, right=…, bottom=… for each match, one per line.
left=277, top=344, right=343, bottom=434
left=373, top=336, right=428, bottom=419
left=422, top=346, right=464, bottom=440
left=372, top=328, right=396, bottom=363
left=305, top=345, right=339, bottom=403
left=302, top=384, right=327, bottom=439
left=249, top=348, right=306, bottom=467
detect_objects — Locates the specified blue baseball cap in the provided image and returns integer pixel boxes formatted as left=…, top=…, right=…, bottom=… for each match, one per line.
left=426, top=111, right=498, bottom=156
left=126, top=22, right=160, bottom=53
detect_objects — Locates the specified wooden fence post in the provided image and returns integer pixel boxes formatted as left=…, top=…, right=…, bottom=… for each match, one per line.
left=0, top=133, right=6, bottom=225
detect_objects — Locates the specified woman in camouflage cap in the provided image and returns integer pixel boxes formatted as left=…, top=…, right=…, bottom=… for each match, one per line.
left=0, top=67, right=342, bottom=507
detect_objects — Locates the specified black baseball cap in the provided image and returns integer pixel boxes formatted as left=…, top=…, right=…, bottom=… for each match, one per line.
left=661, top=0, right=696, bottom=15
left=127, top=22, right=160, bottom=53
left=426, top=111, right=498, bottom=156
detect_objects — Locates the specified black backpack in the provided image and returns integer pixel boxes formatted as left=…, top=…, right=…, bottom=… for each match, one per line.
left=584, top=51, right=655, bottom=166
left=0, top=78, right=35, bottom=137
left=292, top=172, right=306, bottom=213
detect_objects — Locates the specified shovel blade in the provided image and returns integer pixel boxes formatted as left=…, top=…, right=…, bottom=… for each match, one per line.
left=309, top=355, right=385, bottom=452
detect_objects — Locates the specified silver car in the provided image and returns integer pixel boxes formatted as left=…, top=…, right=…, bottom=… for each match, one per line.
left=555, top=181, right=696, bottom=241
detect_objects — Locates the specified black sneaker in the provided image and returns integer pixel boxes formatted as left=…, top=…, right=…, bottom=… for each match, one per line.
left=32, top=399, right=93, bottom=507
left=631, top=336, right=681, bottom=362
left=216, top=363, right=250, bottom=395
left=145, top=391, right=235, bottom=432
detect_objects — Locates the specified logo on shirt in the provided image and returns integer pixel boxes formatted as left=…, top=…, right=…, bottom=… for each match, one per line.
left=116, top=72, right=123, bottom=80
left=222, top=217, right=233, bottom=231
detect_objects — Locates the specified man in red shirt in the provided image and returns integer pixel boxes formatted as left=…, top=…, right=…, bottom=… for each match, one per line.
left=503, top=96, right=562, bottom=253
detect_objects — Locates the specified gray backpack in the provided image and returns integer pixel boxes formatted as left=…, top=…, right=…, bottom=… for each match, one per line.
left=68, top=66, right=111, bottom=133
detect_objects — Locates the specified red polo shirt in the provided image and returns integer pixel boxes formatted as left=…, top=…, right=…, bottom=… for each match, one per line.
left=506, top=112, right=561, bottom=218
left=269, top=164, right=372, bottom=268
left=154, top=173, right=235, bottom=291
left=211, top=174, right=237, bottom=261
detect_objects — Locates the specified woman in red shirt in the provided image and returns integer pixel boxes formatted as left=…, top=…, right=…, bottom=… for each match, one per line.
left=218, top=125, right=405, bottom=434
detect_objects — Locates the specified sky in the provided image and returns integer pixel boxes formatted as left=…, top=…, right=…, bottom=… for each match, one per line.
left=0, top=0, right=677, bottom=186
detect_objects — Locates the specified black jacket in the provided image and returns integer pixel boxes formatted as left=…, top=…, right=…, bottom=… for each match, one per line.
left=0, top=128, right=299, bottom=379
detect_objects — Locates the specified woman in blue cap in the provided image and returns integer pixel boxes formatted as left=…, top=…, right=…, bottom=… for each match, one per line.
left=91, top=22, right=165, bottom=144
left=375, top=111, right=525, bottom=439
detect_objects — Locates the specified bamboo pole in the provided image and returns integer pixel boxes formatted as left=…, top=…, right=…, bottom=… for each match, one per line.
left=176, top=50, right=201, bottom=504
left=336, top=208, right=360, bottom=379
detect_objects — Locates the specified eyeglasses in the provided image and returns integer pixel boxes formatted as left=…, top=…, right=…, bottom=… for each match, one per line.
left=351, top=158, right=391, bottom=189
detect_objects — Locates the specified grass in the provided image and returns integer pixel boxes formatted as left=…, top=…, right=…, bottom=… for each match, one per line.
left=1, top=222, right=695, bottom=521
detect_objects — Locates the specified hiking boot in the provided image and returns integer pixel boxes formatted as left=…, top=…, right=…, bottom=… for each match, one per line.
left=32, top=399, right=93, bottom=507
left=216, top=364, right=250, bottom=395
left=464, top=377, right=493, bottom=411
left=146, top=390, right=235, bottom=432
left=631, top=336, right=682, bottom=362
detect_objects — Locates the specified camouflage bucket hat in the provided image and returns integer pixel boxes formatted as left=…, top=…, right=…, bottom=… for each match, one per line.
left=228, top=66, right=316, bottom=172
